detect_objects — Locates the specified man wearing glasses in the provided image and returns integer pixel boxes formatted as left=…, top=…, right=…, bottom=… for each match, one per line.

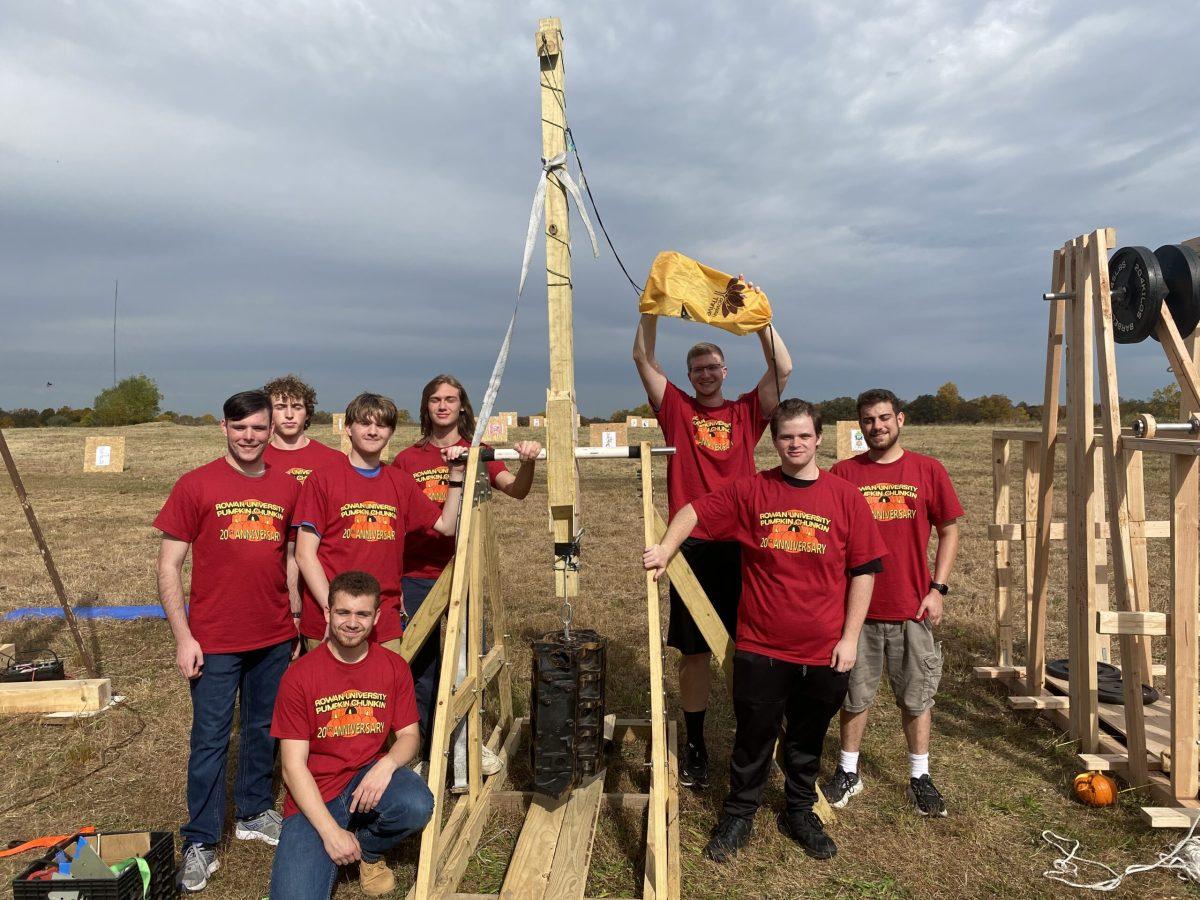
left=632, top=308, right=792, bottom=790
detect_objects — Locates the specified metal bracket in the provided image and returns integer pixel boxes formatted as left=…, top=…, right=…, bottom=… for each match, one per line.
left=553, top=528, right=584, bottom=569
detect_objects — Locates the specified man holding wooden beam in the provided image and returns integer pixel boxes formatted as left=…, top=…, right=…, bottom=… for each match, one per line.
left=824, top=388, right=962, bottom=817
left=644, top=399, right=885, bottom=860
left=632, top=306, right=792, bottom=790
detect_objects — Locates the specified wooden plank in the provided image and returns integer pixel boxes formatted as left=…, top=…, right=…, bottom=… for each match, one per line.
left=1154, top=310, right=1200, bottom=413
left=1122, top=437, right=1200, bottom=455
left=1009, top=695, right=1069, bottom=710
left=973, top=665, right=1023, bottom=680
left=1096, top=610, right=1169, bottom=636
left=83, top=435, right=126, bottom=473
left=1022, top=444, right=1039, bottom=649
left=1125, top=446, right=1155, bottom=677
left=467, top=515, right=485, bottom=803
left=399, top=562, right=453, bottom=663
left=500, top=793, right=571, bottom=899
left=993, top=437, right=1013, bottom=666
left=639, top=444, right=670, bottom=900
left=1065, top=233, right=1099, bottom=752
left=481, top=503, right=514, bottom=731
left=992, top=428, right=1044, bottom=443
left=0, top=678, right=111, bottom=714
left=1141, top=807, right=1200, bottom=828
left=1078, top=753, right=1162, bottom=774
left=1028, top=246, right=1067, bottom=695
left=666, top=720, right=680, bottom=900
left=490, top=791, right=651, bottom=814
left=414, top=450, right=483, bottom=899
left=544, top=775, right=606, bottom=900
left=989, top=520, right=1169, bottom=541
left=1170, top=453, right=1199, bottom=801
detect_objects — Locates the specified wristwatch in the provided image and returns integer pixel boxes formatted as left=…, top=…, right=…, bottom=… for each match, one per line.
left=929, top=581, right=949, bottom=596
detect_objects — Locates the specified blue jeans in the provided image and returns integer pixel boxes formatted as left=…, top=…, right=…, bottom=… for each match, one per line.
left=402, top=576, right=441, bottom=758
left=268, top=765, right=434, bottom=900
left=182, top=640, right=292, bottom=847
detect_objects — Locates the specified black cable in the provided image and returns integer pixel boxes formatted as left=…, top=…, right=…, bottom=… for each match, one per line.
left=567, top=128, right=644, bottom=296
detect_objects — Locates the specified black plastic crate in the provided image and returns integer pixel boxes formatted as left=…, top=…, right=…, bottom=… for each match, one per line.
left=12, top=830, right=177, bottom=900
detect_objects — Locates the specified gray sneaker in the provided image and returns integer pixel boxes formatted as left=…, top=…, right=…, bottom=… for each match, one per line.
left=178, top=843, right=219, bottom=893
left=235, top=808, right=283, bottom=846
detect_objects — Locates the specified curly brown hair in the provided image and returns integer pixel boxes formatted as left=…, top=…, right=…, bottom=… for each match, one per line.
left=263, top=374, right=317, bottom=430
left=328, top=570, right=381, bottom=609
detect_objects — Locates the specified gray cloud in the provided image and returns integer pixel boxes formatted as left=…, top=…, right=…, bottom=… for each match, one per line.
left=3, top=1, right=1199, bottom=417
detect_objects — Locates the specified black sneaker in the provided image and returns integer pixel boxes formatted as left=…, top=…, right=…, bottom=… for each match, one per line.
left=680, top=743, right=710, bottom=791
left=778, top=810, right=837, bottom=860
left=703, top=814, right=753, bottom=862
left=907, top=774, right=948, bottom=817
left=822, top=766, right=863, bottom=809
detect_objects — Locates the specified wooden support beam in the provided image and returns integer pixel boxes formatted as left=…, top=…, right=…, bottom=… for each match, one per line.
left=1096, top=610, right=1169, bottom=636
left=1009, top=694, right=1070, bottom=710
left=1078, top=753, right=1162, bottom=774
left=1141, top=807, right=1200, bottom=828
left=1123, top=437, right=1200, bottom=455
left=988, top=520, right=1170, bottom=541
left=1154, top=310, right=1200, bottom=413
left=992, top=428, right=1045, bottom=443
left=1169, top=452, right=1199, bottom=801
left=490, top=790, right=651, bottom=814
left=1125, top=445, right=1155, bottom=678
left=639, top=443, right=670, bottom=900
left=399, top=562, right=453, bottom=663
left=1028, top=247, right=1066, bottom=695
left=0, top=678, right=111, bottom=714
left=973, top=665, right=1023, bottom=680
left=1022, top=444, right=1039, bottom=652
left=993, top=437, right=1013, bottom=666
left=501, top=793, right=571, bottom=899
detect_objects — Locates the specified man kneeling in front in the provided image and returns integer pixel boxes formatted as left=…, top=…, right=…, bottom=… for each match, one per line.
left=270, top=571, right=433, bottom=899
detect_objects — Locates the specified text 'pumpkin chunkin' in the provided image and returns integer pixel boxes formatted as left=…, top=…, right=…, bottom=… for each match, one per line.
left=638, top=251, right=773, bottom=336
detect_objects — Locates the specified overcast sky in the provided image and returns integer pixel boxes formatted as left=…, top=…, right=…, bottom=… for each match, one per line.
left=3, top=1, right=1199, bottom=417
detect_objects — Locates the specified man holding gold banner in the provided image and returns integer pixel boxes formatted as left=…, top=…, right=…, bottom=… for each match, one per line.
left=632, top=251, right=792, bottom=791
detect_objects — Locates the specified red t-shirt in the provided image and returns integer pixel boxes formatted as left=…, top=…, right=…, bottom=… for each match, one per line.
left=271, top=643, right=418, bottom=818
left=391, top=439, right=507, bottom=579
left=692, top=468, right=887, bottom=665
left=153, top=458, right=300, bottom=654
left=293, top=458, right=440, bottom=641
left=830, top=451, right=964, bottom=621
left=654, top=380, right=766, bottom=540
left=263, top=438, right=345, bottom=486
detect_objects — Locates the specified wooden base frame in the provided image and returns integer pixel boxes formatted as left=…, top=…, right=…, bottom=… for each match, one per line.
left=979, top=227, right=1200, bottom=826
left=403, top=445, right=679, bottom=899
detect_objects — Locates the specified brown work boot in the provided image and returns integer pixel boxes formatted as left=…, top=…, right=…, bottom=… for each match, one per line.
left=359, top=858, right=396, bottom=896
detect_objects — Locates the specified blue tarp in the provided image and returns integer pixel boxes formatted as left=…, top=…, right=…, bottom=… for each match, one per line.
left=4, top=605, right=168, bottom=621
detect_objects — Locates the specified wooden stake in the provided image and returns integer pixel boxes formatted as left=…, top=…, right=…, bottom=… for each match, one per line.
left=1091, top=229, right=1149, bottom=787
left=537, top=17, right=580, bottom=597
left=1022, top=442, right=1039, bottom=650
left=1027, top=248, right=1067, bottom=694
left=1169, top=452, right=1199, bottom=801
left=639, top=443, right=670, bottom=900
left=993, top=438, right=1013, bottom=666
left=0, top=429, right=97, bottom=678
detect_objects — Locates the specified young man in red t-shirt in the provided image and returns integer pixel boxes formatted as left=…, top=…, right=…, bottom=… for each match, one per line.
left=269, top=570, right=433, bottom=899
left=154, top=390, right=302, bottom=892
left=392, top=374, right=541, bottom=781
left=295, top=393, right=465, bottom=654
left=262, top=374, right=344, bottom=485
left=824, top=389, right=963, bottom=817
left=645, top=399, right=885, bottom=862
left=633, top=305, right=792, bottom=789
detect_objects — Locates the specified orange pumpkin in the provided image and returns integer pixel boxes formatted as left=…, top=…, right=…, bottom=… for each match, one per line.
left=1073, top=771, right=1116, bottom=807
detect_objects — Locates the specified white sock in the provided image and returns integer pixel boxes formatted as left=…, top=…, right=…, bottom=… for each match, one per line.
left=909, top=753, right=929, bottom=779
left=839, top=750, right=859, bottom=774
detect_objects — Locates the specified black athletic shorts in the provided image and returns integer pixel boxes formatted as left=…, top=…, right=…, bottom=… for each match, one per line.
left=667, top=537, right=741, bottom=655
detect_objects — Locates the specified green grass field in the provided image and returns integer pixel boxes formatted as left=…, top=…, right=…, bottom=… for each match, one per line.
left=0, top=422, right=1192, bottom=898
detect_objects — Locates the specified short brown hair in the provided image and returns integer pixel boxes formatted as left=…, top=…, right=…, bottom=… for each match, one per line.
left=263, top=374, right=317, bottom=430
left=856, top=388, right=902, bottom=417
left=686, top=342, right=725, bottom=368
left=770, top=398, right=823, bottom=439
left=417, top=375, right=476, bottom=444
left=328, top=570, right=381, bottom=609
left=345, top=392, right=399, bottom=429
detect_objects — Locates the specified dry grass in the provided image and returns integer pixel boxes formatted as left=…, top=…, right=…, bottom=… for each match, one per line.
left=0, top=423, right=1193, bottom=898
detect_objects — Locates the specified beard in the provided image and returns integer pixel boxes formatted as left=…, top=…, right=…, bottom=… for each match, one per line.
left=867, top=429, right=899, bottom=452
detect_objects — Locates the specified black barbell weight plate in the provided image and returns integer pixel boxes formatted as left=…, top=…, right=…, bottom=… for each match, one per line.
left=1109, top=246, right=1165, bottom=344
left=1152, top=244, right=1200, bottom=341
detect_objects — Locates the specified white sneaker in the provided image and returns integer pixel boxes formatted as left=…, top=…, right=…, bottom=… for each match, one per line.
left=482, top=745, right=503, bottom=777
left=412, top=760, right=426, bottom=777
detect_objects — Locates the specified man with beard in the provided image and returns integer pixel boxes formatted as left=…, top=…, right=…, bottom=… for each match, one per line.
left=262, top=374, right=343, bottom=486
left=632, top=306, right=792, bottom=790
left=155, top=390, right=302, bottom=891
left=269, top=570, right=433, bottom=899
left=644, top=399, right=885, bottom=862
left=823, top=388, right=962, bottom=817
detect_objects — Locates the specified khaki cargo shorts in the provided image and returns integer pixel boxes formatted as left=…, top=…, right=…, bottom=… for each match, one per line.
left=844, top=618, right=943, bottom=716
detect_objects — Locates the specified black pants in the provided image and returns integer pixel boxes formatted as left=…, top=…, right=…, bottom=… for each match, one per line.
left=724, top=650, right=849, bottom=820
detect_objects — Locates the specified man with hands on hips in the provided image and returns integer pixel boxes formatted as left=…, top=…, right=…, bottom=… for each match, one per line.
left=644, top=399, right=886, bottom=863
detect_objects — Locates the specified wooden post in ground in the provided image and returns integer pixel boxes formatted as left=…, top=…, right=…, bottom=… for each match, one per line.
left=1090, top=229, right=1149, bottom=787
left=639, top=443, right=670, bottom=900
left=1124, top=446, right=1154, bottom=679
left=993, top=438, right=1013, bottom=666
left=1022, top=442, right=1039, bottom=651
left=1169, top=451, right=1199, bottom=801
left=1065, top=233, right=1099, bottom=752
left=1027, top=248, right=1067, bottom=695
left=537, top=17, right=580, bottom=598
left=0, top=430, right=97, bottom=678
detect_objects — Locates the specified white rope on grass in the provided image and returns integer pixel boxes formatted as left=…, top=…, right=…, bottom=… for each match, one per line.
left=1041, top=815, right=1200, bottom=891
